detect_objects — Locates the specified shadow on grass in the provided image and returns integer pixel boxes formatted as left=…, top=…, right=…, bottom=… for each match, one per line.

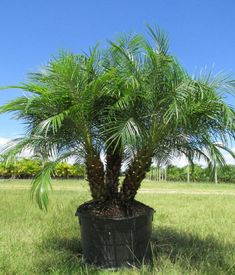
left=151, top=227, right=234, bottom=273
left=42, top=236, right=82, bottom=255
left=35, top=236, right=89, bottom=274
left=36, top=228, right=234, bottom=274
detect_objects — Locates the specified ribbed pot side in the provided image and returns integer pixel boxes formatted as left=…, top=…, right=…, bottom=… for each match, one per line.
left=75, top=208, right=154, bottom=268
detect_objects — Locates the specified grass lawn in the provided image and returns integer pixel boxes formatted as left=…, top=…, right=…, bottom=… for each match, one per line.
left=0, top=179, right=235, bottom=274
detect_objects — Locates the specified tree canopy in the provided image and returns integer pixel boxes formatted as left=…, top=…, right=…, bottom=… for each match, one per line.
left=1, top=26, right=235, bottom=209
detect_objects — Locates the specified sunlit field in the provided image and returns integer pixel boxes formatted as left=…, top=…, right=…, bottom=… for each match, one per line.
left=1, top=179, right=235, bottom=274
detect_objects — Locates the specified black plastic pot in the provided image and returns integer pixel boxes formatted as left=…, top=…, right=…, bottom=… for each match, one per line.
left=75, top=207, right=154, bottom=268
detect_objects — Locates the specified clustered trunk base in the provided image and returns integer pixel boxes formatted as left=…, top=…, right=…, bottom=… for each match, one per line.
left=76, top=201, right=154, bottom=268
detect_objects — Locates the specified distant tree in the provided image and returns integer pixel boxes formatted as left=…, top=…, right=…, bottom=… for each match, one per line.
left=16, top=159, right=41, bottom=178
left=218, top=165, right=235, bottom=183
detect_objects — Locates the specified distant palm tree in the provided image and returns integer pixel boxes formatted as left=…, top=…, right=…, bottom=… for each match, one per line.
left=1, top=26, right=235, bottom=209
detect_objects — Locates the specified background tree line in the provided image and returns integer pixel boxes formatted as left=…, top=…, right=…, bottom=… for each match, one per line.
left=147, top=164, right=235, bottom=183
left=0, top=159, right=85, bottom=179
left=1, top=158, right=235, bottom=183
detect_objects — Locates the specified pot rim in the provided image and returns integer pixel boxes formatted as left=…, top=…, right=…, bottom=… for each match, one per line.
left=75, top=207, right=155, bottom=220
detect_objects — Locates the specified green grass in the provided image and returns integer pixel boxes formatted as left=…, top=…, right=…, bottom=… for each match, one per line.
left=0, top=180, right=235, bottom=274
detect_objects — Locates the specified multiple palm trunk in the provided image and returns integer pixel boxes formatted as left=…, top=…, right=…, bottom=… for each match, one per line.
left=85, top=148, right=153, bottom=202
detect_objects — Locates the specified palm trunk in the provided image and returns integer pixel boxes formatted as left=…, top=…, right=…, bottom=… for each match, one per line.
left=120, top=149, right=153, bottom=201
left=85, top=152, right=106, bottom=200
left=187, top=162, right=190, bottom=183
left=214, top=166, right=218, bottom=184
left=105, top=149, right=122, bottom=199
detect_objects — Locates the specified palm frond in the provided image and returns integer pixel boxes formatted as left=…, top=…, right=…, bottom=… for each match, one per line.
left=31, top=164, right=53, bottom=210
left=146, top=24, right=169, bottom=55
left=31, top=150, right=78, bottom=210
left=35, top=110, right=69, bottom=135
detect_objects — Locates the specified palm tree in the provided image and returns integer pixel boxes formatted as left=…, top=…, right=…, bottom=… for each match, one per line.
left=1, top=26, right=235, bottom=210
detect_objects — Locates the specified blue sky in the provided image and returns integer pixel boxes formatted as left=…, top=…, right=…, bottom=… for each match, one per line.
left=0, top=0, right=235, bottom=141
